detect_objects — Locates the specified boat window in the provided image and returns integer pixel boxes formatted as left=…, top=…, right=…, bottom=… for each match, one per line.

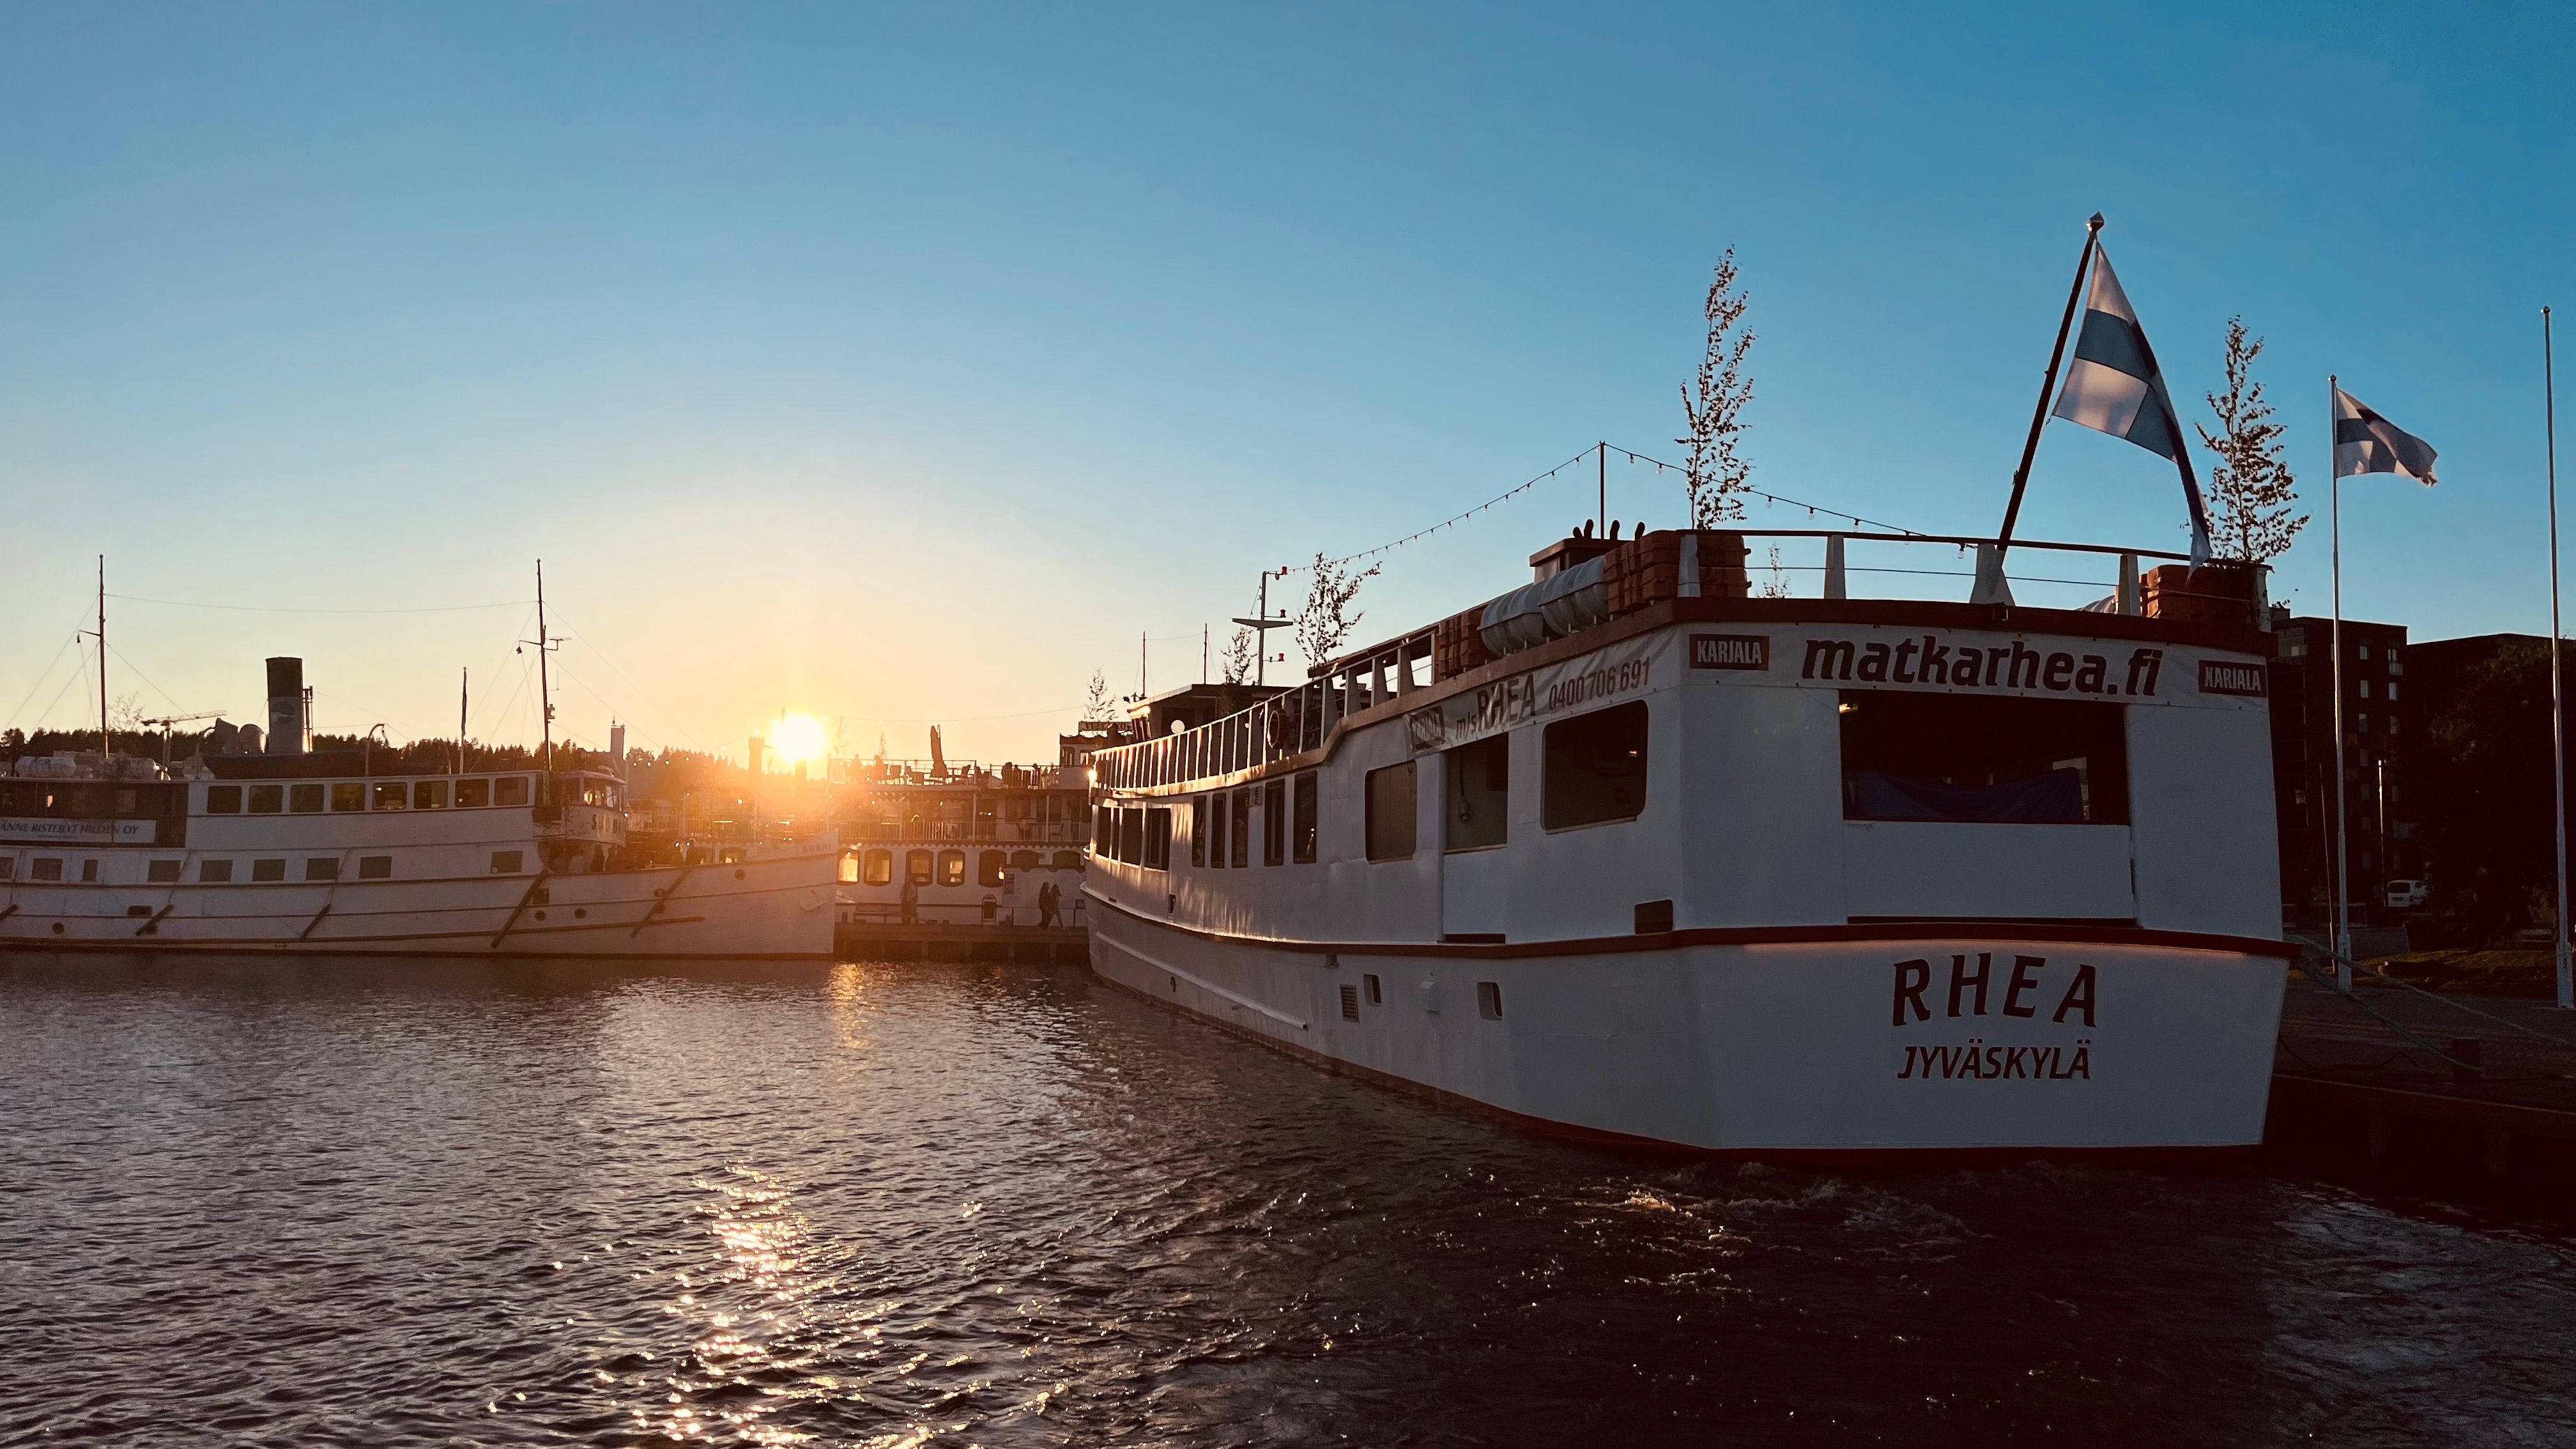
left=1262, top=779, right=1285, bottom=865
left=1094, top=806, right=1110, bottom=854
left=359, top=856, right=393, bottom=879
left=1838, top=690, right=2128, bottom=825
left=248, top=785, right=284, bottom=815
left=1011, top=849, right=1039, bottom=871
left=289, top=783, right=324, bottom=814
left=414, top=780, right=448, bottom=810
left=491, top=850, right=523, bottom=874
left=456, top=778, right=489, bottom=808
left=1146, top=809, right=1172, bottom=870
left=495, top=776, right=530, bottom=807
left=1052, top=850, right=1082, bottom=871
left=331, top=783, right=365, bottom=812
left=81, top=859, right=98, bottom=882
left=206, top=785, right=241, bottom=815
left=30, top=857, right=63, bottom=882
left=1542, top=702, right=1648, bottom=831
left=1366, top=760, right=1418, bottom=861
left=1365, top=972, right=1383, bottom=1005
left=198, top=859, right=232, bottom=883
left=939, top=850, right=967, bottom=887
left=373, top=782, right=408, bottom=811
left=1229, top=789, right=1252, bottom=868
left=979, top=850, right=1008, bottom=887
left=251, top=859, right=286, bottom=882
left=1293, top=771, right=1318, bottom=862
left=864, top=850, right=894, bottom=886
left=1190, top=795, right=1209, bottom=868
left=1445, top=734, right=1510, bottom=851
left=1478, top=981, right=1504, bottom=1020
left=148, top=860, right=181, bottom=883
left=305, top=859, right=339, bottom=881
left=0, top=859, right=12, bottom=882
left=907, top=849, right=933, bottom=884
left=1119, top=808, right=1144, bottom=866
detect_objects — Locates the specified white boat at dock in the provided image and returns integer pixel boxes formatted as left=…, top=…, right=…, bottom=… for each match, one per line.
left=1080, top=527, right=2290, bottom=1157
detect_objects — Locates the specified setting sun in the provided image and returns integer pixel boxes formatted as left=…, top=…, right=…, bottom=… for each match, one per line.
left=767, top=712, right=830, bottom=771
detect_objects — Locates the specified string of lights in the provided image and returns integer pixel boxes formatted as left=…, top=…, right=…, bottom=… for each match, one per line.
left=1597, top=442, right=1927, bottom=536
left=1275, top=441, right=1928, bottom=578
left=1279, top=446, right=1599, bottom=574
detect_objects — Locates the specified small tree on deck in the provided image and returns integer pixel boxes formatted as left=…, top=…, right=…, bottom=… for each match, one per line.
left=1294, top=553, right=1381, bottom=671
left=1679, top=248, right=1756, bottom=526
left=2196, top=317, right=2306, bottom=565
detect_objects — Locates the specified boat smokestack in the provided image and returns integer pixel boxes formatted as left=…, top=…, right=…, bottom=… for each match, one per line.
left=264, top=657, right=309, bottom=755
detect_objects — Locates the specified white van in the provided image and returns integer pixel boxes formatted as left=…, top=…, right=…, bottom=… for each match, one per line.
left=2383, top=879, right=2430, bottom=910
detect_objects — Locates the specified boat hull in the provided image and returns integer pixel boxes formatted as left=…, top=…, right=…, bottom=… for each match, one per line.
left=1089, top=905, right=2288, bottom=1155
left=0, top=852, right=839, bottom=960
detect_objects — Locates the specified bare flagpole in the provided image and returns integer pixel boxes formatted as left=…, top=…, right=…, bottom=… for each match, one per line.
left=2330, top=374, right=2351, bottom=987
left=2547, top=305, right=2570, bottom=1011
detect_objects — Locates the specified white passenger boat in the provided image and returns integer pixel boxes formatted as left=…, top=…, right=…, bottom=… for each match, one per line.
left=0, top=656, right=838, bottom=960
left=834, top=740, right=1092, bottom=930
left=1082, top=528, right=2288, bottom=1157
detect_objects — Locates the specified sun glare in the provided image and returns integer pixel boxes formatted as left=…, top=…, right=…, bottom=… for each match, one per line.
left=767, top=712, right=830, bottom=770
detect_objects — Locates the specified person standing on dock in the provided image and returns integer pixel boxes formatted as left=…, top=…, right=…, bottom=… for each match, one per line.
left=900, top=871, right=919, bottom=926
left=1038, top=880, right=1060, bottom=929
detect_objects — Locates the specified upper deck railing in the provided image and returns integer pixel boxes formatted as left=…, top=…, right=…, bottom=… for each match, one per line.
left=1088, top=528, right=2267, bottom=794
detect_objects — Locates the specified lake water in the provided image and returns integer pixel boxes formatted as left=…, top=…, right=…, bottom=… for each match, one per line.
left=4, top=956, right=2572, bottom=1446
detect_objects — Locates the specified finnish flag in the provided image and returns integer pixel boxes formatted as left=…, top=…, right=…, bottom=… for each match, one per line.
left=2331, top=386, right=2438, bottom=485
left=2051, top=247, right=2214, bottom=565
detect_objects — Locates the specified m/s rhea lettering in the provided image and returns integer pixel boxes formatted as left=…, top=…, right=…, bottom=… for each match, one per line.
left=1892, top=954, right=2097, bottom=1027
left=1890, top=956, right=2101, bottom=1081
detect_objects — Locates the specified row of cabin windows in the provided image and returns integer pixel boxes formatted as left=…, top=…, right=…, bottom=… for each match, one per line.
left=203, top=776, right=539, bottom=815
left=855, top=847, right=1085, bottom=887
left=0, top=853, right=537, bottom=883
left=2, top=855, right=397, bottom=882
left=1090, top=701, right=1655, bottom=869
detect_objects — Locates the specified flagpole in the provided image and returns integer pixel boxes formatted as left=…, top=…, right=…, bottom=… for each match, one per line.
left=2546, top=305, right=2570, bottom=1011
left=1995, top=212, right=2104, bottom=565
left=2330, top=374, right=2351, bottom=988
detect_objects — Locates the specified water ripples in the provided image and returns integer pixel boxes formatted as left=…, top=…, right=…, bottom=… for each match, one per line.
left=3, top=956, right=2573, bottom=1446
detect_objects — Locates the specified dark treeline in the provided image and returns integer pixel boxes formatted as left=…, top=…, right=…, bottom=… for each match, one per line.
left=2416, top=643, right=2570, bottom=946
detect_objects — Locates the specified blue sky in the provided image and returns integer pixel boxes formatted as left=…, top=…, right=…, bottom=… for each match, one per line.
left=4, top=3, right=2570, bottom=763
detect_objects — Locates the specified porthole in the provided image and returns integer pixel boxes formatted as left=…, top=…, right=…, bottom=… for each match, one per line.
left=533, top=909, right=548, bottom=921
left=50, top=921, right=64, bottom=935
left=735, top=869, right=746, bottom=880
left=573, top=907, right=586, bottom=919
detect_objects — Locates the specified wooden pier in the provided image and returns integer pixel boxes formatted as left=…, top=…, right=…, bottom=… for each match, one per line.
left=2267, top=975, right=2576, bottom=1193
left=835, top=920, right=1088, bottom=963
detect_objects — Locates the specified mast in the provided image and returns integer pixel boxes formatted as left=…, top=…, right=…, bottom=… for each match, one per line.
left=460, top=667, right=470, bottom=774
left=1994, top=213, right=2105, bottom=569
left=535, top=560, right=554, bottom=771
left=2547, top=305, right=2570, bottom=1011
left=96, top=556, right=110, bottom=758
left=2330, top=374, right=2350, bottom=986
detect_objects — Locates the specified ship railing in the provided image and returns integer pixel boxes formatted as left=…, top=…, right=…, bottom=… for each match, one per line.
left=1088, top=528, right=2266, bottom=795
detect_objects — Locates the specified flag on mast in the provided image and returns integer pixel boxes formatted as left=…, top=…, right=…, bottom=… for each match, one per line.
left=2050, top=247, right=2214, bottom=565
left=2331, top=386, right=2438, bottom=484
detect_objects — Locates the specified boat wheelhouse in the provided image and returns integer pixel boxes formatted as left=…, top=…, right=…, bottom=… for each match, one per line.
left=1082, top=528, right=2288, bottom=1156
